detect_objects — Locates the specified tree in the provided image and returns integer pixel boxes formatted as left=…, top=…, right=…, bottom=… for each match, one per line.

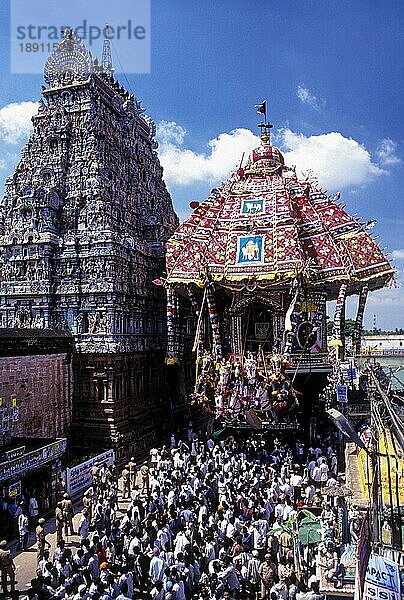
left=327, top=318, right=356, bottom=337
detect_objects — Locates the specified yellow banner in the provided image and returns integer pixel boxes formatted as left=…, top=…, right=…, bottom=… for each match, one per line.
left=357, top=447, right=372, bottom=501
left=378, top=431, right=404, bottom=506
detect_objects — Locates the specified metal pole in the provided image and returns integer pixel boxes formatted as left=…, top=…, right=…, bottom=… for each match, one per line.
left=370, top=385, right=381, bottom=545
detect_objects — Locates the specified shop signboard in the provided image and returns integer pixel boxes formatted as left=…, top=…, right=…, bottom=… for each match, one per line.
left=340, top=361, right=357, bottom=383
left=0, top=408, right=12, bottom=432
left=336, top=384, right=348, bottom=403
left=0, top=439, right=67, bottom=483
left=8, top=480, right=21, bottom=498
left=66, top=449, right=115, bottom=497
left=5, top=446, right=25, bottom=461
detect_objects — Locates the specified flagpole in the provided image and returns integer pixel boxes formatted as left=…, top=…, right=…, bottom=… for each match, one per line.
left=255, top=100, right=273, bottom=144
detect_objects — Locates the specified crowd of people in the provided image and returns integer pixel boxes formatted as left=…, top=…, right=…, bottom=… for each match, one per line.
left=1, top=428, right=351, bottom=600
left=0, top=486, right=52, bottom=544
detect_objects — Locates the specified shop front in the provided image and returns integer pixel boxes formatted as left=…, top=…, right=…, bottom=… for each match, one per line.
left=0, top=437, right=66, bottom=539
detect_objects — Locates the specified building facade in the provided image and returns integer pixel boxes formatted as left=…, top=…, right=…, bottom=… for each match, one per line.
left=0, top=330, right=71, bottom=528
left=361, top=334, right=404, bottom=353
left=0, top=30, right=180, bottom=463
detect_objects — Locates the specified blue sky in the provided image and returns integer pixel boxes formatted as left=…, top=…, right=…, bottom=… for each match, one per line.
left=0, top=0, right=403, bottom=329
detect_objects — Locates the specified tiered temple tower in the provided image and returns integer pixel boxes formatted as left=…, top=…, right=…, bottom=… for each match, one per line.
left=0, top=30, right=179, bottom=462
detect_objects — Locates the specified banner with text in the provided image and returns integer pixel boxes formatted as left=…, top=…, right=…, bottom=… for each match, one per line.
left=355, top=553, right=401, bottom=600
left=66, top=449, right=114, bottom=497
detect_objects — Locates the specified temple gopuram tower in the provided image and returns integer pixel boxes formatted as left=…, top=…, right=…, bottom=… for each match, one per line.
left=0, top=30, right=179, bottom=462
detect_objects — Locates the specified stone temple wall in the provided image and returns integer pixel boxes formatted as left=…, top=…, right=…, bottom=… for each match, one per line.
left=70, top=351, right=173, bottom=464
left=0, top=351, right=72, bottom=439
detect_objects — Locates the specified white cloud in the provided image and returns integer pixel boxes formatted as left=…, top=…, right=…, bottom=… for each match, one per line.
left=391, top=249, right=404, bottom=260
left=376, top=138, right=401, bottom=166
left=156, top=120, right=186, bottom=146
left=297, top=85, right=323, bottom=110
left=366, top=286, right=402, bottom=307
left=279, top=129, right=385, bottom=190
left=157, top=121, right=388, bottom=192
left=0, top=101, right=38, bottom=144
left=156, top=121, right=260, bottom=186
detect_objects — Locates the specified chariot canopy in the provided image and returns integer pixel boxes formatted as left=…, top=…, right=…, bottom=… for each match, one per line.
left=164, top=109, right=394, bottom=429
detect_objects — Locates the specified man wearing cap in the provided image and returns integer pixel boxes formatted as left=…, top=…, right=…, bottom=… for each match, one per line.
left=36, top=517, right=50, bottom=564
left=82, top=489, right=92, bottom=525
left=121, top=465, right=130, bottom=499
left=0, top=540, right=16, bottom=596
left=55, top=501, right=64, bottom=543
left=128, top=457, right=137, bottom=490
left=136, top=465, right=149, bottom=501
left=258, top=553, right=278, bottom=599
left=61, top=493, right=75, bottom=536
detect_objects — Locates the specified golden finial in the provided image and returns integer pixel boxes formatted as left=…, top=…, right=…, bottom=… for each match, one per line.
left=255, top=100, right=273, bottom=145
left=261, top=129, right=269, bottom=145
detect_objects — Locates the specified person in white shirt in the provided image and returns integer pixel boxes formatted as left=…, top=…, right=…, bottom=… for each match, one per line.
left=28, top=495, right=39, bottom=531
left=274, top=499, right=285, bottom=520
left=307, top=457, right=317, bottom=479
left=219, top=556, right=240, bottom=594
left=282, top=498, right=295, bottom=523
left=88, top=551, right=99, bottom=582
left=119, top=568, right=133, bottom=598
left=172, top=575, right=186, bottom=600
left=150, top=447, right=159, bottom=466
left=271, top=581, right=289, bottom=600
left=318, top=459, right=329, bottom=487
left=203, top=536, right=216, bottom=566
left=330, top=453, right=338, bottom=476
left=78, top=510, right=89, bottom=540
left=313, top=446, right=323, bottom=460
left=305, top=484, right=316, bottom=504
left=290, top=472, right=303, bottom=501
left=207, top=438, right=215, bottom=452
left=18, top=507, right=29, bottom=551
left=149, top=548, right=166, bottom=584
left=174, top=530, right=189, bottom=558
left=311, top=465, right=322, bottom=486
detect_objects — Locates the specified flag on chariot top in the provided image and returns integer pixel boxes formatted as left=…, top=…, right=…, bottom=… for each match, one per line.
left=256, top=100, right=266, bottom=115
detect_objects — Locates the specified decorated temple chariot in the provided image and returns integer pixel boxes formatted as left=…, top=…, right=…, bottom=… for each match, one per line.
left=164, top=107, right=394, bottom=430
